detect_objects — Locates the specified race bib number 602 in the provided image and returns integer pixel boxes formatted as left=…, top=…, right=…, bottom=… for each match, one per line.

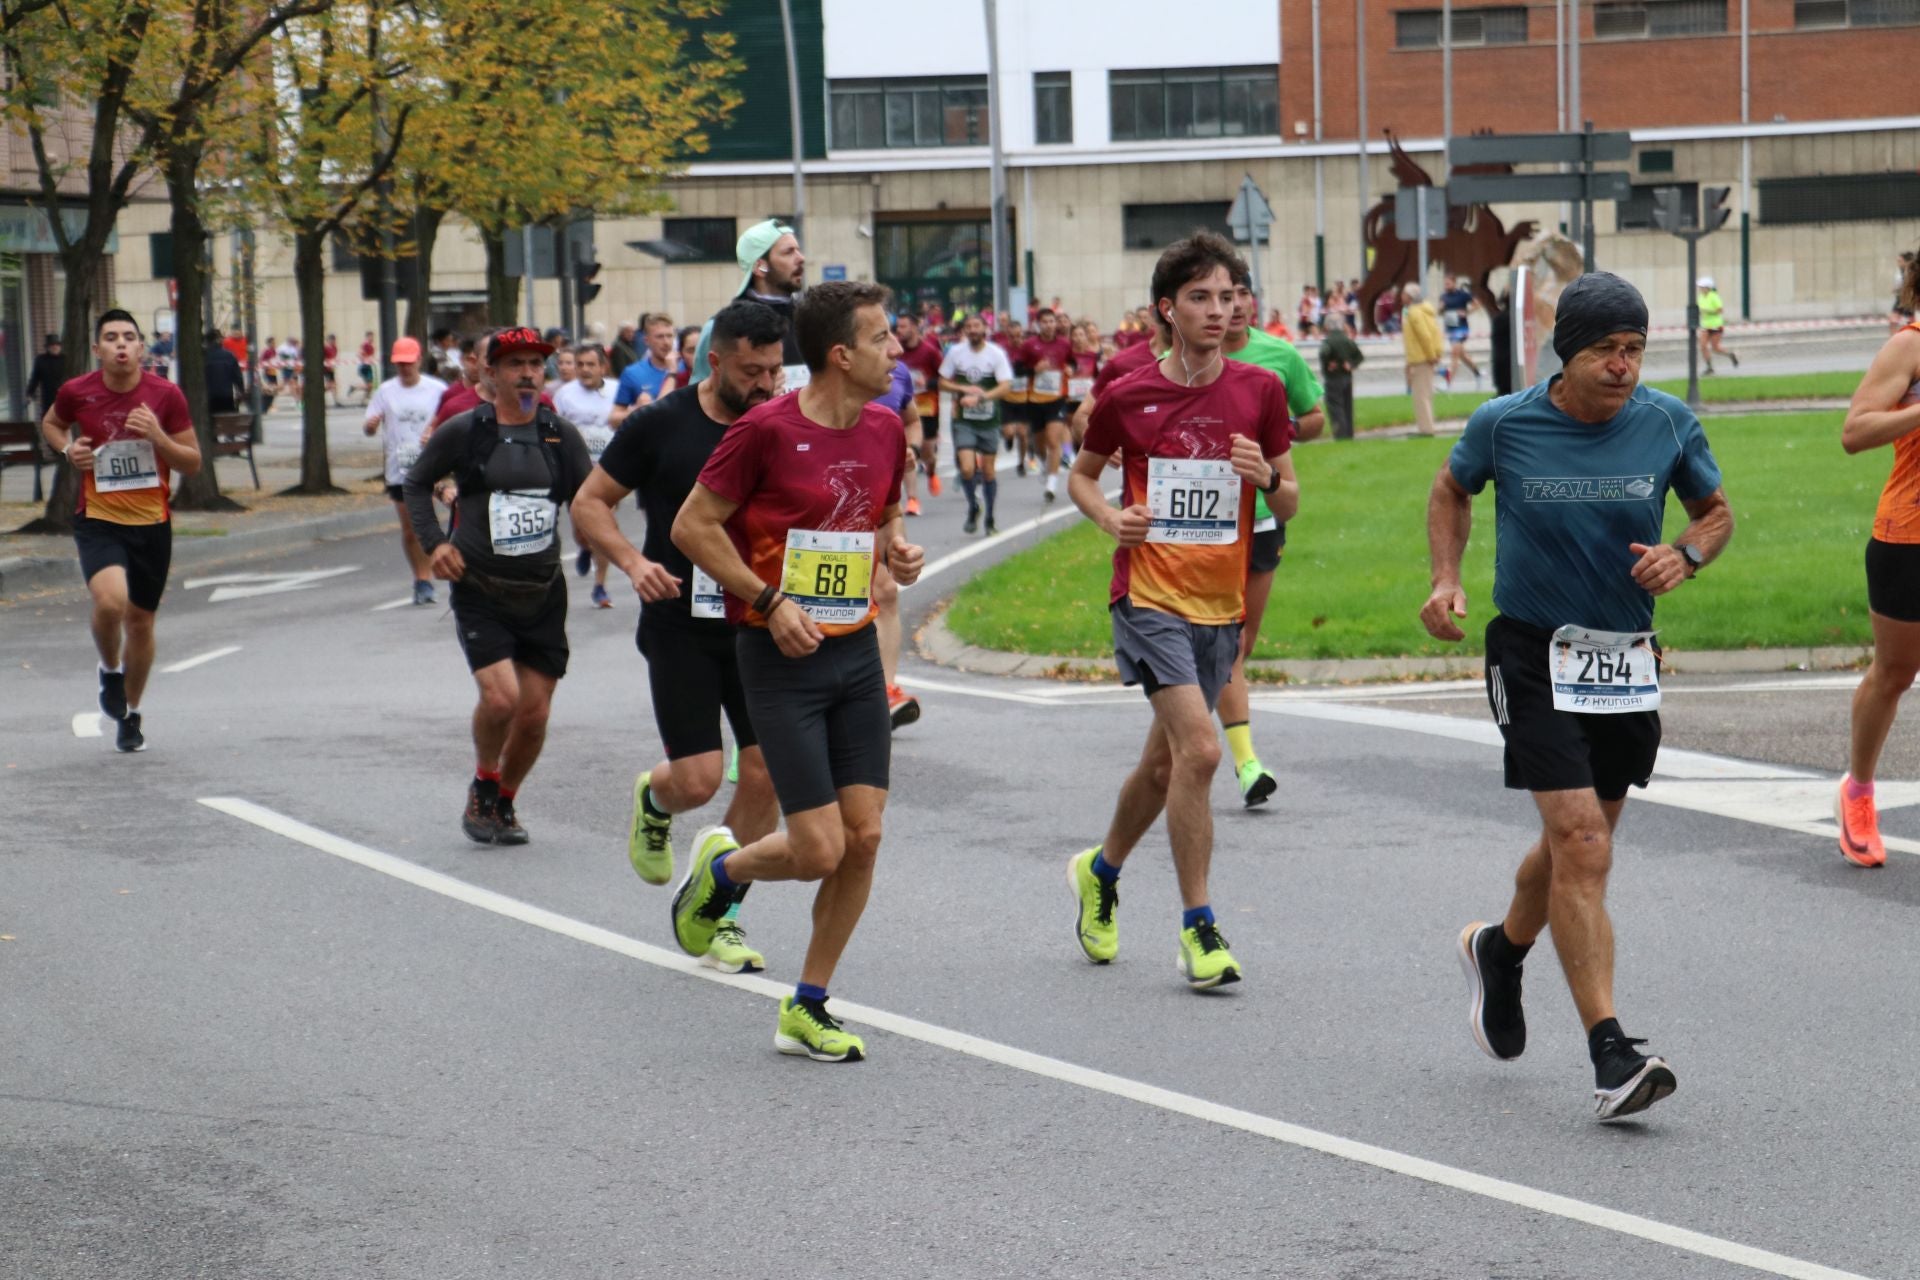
left=1146, top=458, right=1240, bottom=544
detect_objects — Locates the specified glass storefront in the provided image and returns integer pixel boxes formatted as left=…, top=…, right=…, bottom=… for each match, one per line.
left=874, top=216, right=1014, bottom=324
left=0, top=253, right=25, bottom=420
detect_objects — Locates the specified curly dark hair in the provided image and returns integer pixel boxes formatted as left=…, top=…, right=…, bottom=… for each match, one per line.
left=1149, top=233, right=1247, bottom=334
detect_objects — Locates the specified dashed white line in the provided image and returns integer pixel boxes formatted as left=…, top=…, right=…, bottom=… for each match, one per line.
left=161, top=645, right=243, bottom=674
left=199, top=795, right=1872, bottom=1280
left=70, top=712, right=101, bottom=738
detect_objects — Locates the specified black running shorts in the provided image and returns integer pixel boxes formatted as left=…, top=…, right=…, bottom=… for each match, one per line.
left=1483, top=614, right=1660, bottom=802
left=1249, top=523, right=1286, bottom=575
left=735, top=624, right=890, bottom=815
left=639, top=614, right=758, bottom=760
left=74, top=516, right=172, bottom=612
left=1865, top=538, right=1920, bottom=623
left=451, top=575, right=569, bottom=679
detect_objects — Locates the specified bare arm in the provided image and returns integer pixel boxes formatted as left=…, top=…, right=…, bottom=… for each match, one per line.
left=1420, top=464, right=1474, bottom=641
left=1629, top=488, right=1734, bottom=597
left=673, top=482, right=825, bottom=658
left=1841, top=329, right=1920, bottom=454
left=571, top=467, right=683, bottom=602
left=1069, top=448, right=1149, bottom=544
left=1294, top=408, right=1326, bottom=442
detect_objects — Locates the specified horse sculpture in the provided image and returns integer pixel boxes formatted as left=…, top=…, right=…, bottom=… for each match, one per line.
left=1357, top=131, right=1538, bottom=335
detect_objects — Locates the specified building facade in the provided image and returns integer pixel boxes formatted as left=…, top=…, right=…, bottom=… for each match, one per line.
left=107, top=0, right=1920, bottom=348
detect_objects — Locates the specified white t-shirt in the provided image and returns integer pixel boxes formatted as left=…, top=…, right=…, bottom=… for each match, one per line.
left=938, top=341, right=1014, bottom=387
left=367, top=374, right=449, bottom=484
left=552, top=379, right=618, bottom=460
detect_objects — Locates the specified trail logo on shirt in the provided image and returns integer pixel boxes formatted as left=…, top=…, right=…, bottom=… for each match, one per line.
left=1520, top=475, right=1658, bottom=503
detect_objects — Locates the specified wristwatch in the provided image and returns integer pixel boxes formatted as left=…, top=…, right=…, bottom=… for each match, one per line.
left=1262, top=465, right=1283, bottom=494
left=1677, top=543, right=1705, bottom=576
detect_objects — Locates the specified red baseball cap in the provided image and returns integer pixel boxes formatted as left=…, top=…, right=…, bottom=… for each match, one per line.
left=390, top=336, right=422, bottom=362
left=487, top=327, right=555, bottom=360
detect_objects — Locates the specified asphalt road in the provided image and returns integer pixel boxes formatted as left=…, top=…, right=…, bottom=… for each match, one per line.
left=5, top=445, right=1915, bottom=1280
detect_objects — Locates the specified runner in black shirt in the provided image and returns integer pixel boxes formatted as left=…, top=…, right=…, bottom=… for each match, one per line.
left=571, top=301, right=786, bottom=974
left=405, top=327, right=594, bottom=847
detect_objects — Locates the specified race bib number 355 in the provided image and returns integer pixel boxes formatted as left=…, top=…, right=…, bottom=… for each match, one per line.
left=1549, top=626, right=1660, bottom=713
left=1146, top=458, right=1240, bottom=544
left=781, top=529, right=874, bottom=625
left=93, top=440, right=160, bottom=492
left=488, top=490, right=557, bottom=556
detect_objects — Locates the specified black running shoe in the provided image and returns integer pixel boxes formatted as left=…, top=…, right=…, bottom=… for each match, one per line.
left=1457, top=922, right=1526, bottom=1061
left=574, top=546, right=592, bottom=577
left=985, top=518, right=999, bottom=536
left=462, top=778, right=501, bottom=845
left=493, top=795, right=529, bottom=846
left=963, top=507, right=980, bottom=535
left=99, top=669, right=128, bottom=721
left=1593, top=1036, right=1678, bottom=1121
left=114, top=711, right=145, bottom=753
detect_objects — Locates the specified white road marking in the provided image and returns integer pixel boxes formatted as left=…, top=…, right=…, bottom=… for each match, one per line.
left=895, top=673, right=1132, bottom=707
left=71, top=712, right=101, bottom=738
left=161, top=645, right=242, bottom=674
left=197, top=795, right=1869, bottom=1280
left=370, top=597, right=415, bottom=612
left=182, top=566, right=361, bottom=602
left=906, top=488, right=1114, bottom=590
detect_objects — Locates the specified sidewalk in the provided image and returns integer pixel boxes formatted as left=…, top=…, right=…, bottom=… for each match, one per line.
left=0, top=402, right=396, bottom=599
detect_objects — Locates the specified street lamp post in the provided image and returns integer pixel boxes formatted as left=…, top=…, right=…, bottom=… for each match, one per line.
left=778, top=0, right=807, bottom=241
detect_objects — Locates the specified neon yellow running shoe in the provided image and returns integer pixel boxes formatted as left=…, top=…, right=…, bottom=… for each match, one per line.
left=775, top=996, right=866, bottom=1062
left=670, top=827, right=739, bottom=956
left=1236, top=759, right=1277, bottom=808
left=703, top=917, right=765, bottom=974
left=726, top=744, right=739, bottom=784
left=1067, top=848, right=1119, bottom=964
left=629, top=771, right=673, bottom=885
left=1178, top=921, right=1242, bottom=990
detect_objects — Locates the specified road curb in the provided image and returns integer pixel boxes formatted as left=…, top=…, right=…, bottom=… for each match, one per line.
left=918, top=608, right=1872, bottom=685
left=0, top=504, right=395, bottom=600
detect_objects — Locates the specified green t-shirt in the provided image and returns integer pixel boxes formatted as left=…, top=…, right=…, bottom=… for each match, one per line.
left=1699, top=290, right=1725, bottom=330
left=1226, top=329, right=1322, bottom=520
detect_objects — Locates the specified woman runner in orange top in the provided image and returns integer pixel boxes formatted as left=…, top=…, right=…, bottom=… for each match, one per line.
left=1837, top=248, right=1920, bottom=868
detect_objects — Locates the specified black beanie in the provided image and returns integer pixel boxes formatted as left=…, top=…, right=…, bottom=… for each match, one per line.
left=1552, top=272, right=1649, bottom=365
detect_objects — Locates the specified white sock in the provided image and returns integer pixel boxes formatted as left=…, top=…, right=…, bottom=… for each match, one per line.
left=126, top=704, right=139, bottom=716
left=101, top=663, right=123, bottom=675
left=1045, top=474, right=1058, bottom=494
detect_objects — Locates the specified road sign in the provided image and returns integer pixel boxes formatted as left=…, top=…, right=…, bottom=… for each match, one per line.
left=1447, top=130, right=1631, bottom=167
left=1394, top=186, right=1448, bottom=241
left=1447, top=170, right=1631, bottom=206
left=1226, top=174, right=1274, bottom=244
left=821, top=264, right=848, bottom=281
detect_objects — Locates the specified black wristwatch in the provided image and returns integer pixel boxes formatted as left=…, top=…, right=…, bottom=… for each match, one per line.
left=1262, top=465, right=1283, bottom=495
left=1677, top=543, right=1705, bottom=576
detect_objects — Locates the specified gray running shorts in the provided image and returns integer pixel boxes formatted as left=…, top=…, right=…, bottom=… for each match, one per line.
left=1111, top=598, right=1241, bottom=711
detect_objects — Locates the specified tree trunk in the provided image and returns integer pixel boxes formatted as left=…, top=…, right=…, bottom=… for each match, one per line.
left=164, top=143, right=242, bottom=513
left=291, top=226, right=340, bottom=494
left=403, top=204, right=445, bottom=343
left=483, top=229, right=519, bottom=326
left=20, top=263, right=98, bottom=532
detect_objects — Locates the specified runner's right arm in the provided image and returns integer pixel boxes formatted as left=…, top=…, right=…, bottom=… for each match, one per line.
left=1841, top=327, right=1920, bottom=454
left=38, top=406, right=92, bottom=470
left=1421, top=466, right=1474, bottom=641
left=673, top=483, right=825, bottom=658
left=403, top=415, right=468, bottom=579
left=570, top=467, right=682, bottom=602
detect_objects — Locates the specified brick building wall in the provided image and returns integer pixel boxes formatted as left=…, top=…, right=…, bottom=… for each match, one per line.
left=1281, top=0, right=1920, bottom=140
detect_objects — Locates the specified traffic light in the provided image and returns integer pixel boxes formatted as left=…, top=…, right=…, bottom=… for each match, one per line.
left=1651, top=187, right=1687, bottom=234
left=1701, top=185, right=1733, bottom=234
left=576, top=258, right=601, bottom=306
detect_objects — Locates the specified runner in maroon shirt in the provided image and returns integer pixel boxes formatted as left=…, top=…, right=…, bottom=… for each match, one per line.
left=1070, top=320, right=1163, bottom=447
left=1017, top=309, right=1075, bottom=503
left=894, top=313, right=945, bottom=497
left=670, top=281, right=924, bottom=1064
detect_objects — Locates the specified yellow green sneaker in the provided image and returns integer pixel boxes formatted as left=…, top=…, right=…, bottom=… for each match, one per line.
left=703, top=917, right=765, bottom=974
left=629, top=771, right=673, bottom=885
left=1236, top=758, right=1277, bottom=808
left=775, top=996, right=866, bottom=1062
left=670, top=827, right=740, bottom=956
left=1178, top=920, right=1242, bottom=989
left=1067, top=848, right=1119, bottom=964
left=726, top=744, right=739, bottom=784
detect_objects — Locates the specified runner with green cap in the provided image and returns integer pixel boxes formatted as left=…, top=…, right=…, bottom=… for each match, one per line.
left=689, top=219, right=807, bottom=393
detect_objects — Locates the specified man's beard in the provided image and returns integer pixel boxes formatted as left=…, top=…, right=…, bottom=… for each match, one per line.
left=715, top=378, right=769, bottom=417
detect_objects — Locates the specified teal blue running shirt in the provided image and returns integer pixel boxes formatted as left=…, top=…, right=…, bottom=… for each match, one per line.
left=1447, top=379, right=1723, bottom=634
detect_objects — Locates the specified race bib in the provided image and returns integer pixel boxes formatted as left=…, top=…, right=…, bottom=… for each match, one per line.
left=1033, top=370, right=1063, bottom=397
left=690, top=566, right=725, bottom=620
left=93, top=440, right=159, bottom=492
left=781, top=363, right=811, bottom=394
left=961, top=392, right=995, bottom=421
left=780, top=529, right=873, bottom=625
left=488, top=490, right=557, bottom=556
left=1067, top=377, right=1094, bottom=401
left=582, top=426, right=614, bottom=462
left=1146, top=458, right=1240, bottom=545
left=1252, top=515, right=1278, bottom=533
left=909, top=368, right=928, bottom=394
left=1549, top=626, right=1660, bottom=713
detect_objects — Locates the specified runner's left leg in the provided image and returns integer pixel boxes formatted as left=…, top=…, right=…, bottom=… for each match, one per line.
left=1218, top=566, right=1276, bottom=806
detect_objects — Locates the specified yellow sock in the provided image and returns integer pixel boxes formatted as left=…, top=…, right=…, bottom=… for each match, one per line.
left=1223, top=721, right=1257, bottom=771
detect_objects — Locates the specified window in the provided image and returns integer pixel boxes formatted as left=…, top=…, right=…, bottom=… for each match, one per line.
left=1108, top=66, right=1276, bottom=142
left=829, top=77, right=988, bottom=149
left=1638, top=149, right=1675, bottom=174
left=1395, top=6, right=1529, bottom=47
left=1616, top=182, right=1699, bottom=231
left=1594, top=0, right=1727, bottom=37
left=1121, top=202, right=1232, bottom=251
left=1795, top=0, right=1919, bottom=24
left=1761, top=172, right=1920, bottom=224
left=331, top=236, right=363, bottom=273
left=661, top=217, right=737, bottom=263
left=1034, top=72, right=1072, bottom=145
left=149, top=233, right=174, bottom=280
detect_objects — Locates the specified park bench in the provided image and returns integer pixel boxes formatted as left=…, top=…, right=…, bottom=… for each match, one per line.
left=0, top=419, right=48, bottom=500
left=210, top=412, right=261, bottom=489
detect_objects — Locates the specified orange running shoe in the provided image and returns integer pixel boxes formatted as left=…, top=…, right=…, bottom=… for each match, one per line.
left=1836, top=776, right=1887, bottom=868
left=905, top=496, right=922, bottom=516
left=927, top=471, right=943, bottom=496
left=886, top=684, right=921, bottom=730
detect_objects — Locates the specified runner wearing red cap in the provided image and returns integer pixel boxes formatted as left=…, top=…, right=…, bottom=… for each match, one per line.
left=404, top=327, right=595, bottom=846
left=364, top=336, right=448, bottom=605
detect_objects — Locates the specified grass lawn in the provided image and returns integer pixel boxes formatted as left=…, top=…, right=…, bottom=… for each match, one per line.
left=945, top=411, right=1882, bottom=661
left=1351, top=369, right=1861, bottom=432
